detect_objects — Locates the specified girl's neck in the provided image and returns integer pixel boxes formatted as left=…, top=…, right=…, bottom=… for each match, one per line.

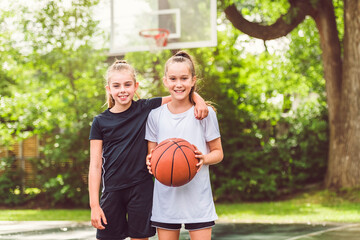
left=110, top=102, right=132, bottom=113
left=167, top=99, right=193, bottom=114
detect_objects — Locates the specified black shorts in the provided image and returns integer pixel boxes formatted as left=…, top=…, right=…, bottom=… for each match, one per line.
left=151, top=221, right=215, bottom=231
left=96, top=178, right=156, bottom=240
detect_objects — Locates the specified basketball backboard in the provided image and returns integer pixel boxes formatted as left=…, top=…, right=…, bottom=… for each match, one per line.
left=99, top=0, right=217, bottom=55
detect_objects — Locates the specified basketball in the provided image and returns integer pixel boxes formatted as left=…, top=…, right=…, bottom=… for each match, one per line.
left=151, top=138, right=198, bottom=187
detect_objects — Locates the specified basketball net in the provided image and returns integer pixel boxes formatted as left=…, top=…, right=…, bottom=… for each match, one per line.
left=139, top=28, right=169, bottom=53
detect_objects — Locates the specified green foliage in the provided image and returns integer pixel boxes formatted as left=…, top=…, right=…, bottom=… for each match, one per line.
left=1, top=0, right=334, bottom=205
left=218, top=0, right=289, bottom=23
left=41, top=173, right=88, bottom=207
left=0, top=0, right=107, bottom=207
left=208, top=15, right=328, bottom=201
left=34, top=127, right=92, bottom=207
left=125, top=9, right=328, bottom=201
left=0, top=9, right=19, bottom=97
left=125, top=51, right=170, bottom=98
left=0, top=157, right=27, bottom=206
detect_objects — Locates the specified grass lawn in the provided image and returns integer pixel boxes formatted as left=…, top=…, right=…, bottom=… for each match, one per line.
left=1, top=189, right=360, bottom=223
left=216, top=202, right=360, bottom=223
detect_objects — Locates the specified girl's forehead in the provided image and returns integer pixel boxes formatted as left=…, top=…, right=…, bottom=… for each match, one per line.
left=109, top=70, right=135, bottom=82
left=168, top=61, right=190, bottom=67
left=167, top=62, right=191, bottom=73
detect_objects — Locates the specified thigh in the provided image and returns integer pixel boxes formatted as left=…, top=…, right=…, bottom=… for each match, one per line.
left=127, top=179, right=156, bottom=238
left=151, top=222, right=181, bottom=240
left=96, top=191, right=128, bottom=240
left=188, top=228, right=212, bottom=240
left=157, top=228, right=180, bottom=240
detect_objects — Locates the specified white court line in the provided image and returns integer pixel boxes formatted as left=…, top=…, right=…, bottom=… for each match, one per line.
left=285, top=223, right=360, bottom=240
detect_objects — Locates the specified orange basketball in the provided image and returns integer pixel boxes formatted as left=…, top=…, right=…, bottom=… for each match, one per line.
left=151, top=138, right=198, bottom=187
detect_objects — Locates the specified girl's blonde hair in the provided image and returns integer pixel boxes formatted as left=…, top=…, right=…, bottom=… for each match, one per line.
left=105, top=59, right=140, bottom=109
left=164, top=51, right=215, bottom=110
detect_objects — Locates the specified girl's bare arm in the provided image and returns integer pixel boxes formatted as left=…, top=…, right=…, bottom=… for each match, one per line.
left=194, top=138, right=223, bottom=170
left=161, top=93, right=209, bottom=119
left=89, top=140, right=107, bottom=229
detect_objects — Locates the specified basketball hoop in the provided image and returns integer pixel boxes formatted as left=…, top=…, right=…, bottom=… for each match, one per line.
left=139, top=28, right=169, bottom=52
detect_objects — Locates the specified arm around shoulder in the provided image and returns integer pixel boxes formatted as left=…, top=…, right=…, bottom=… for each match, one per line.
left=161, top=96, right=172, bottom=105
left=193, top=92, right=209, bottom=120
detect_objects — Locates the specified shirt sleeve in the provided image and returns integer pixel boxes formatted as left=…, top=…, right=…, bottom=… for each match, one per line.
left=145, top=109, right=158, bottom=143
left=143, top=97, right=162, bottom=110
left=202, top=107, right=221, bottom=142
left=89, top=117, right=103, bottom=140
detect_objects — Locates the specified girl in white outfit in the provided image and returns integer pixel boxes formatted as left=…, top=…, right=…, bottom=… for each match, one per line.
left=145, top=51, right=223, bottom=240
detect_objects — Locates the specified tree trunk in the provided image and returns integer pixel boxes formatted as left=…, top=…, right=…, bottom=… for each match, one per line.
left=325, top=0, right=360, bottom=188
left=224, top=0, right=360, bottom=188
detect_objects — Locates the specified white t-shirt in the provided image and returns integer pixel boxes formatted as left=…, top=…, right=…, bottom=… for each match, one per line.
left=145, top=104, right=220, bottom=224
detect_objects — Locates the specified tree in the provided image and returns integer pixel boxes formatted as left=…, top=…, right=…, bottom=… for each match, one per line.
left=125, top=22, right=329, bottom=200
left=222, top=0, right=359, bottom=188
left=0, top=0, right=108, bottom=206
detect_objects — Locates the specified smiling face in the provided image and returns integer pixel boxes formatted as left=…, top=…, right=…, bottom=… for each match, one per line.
left=163, top=62, right=196, bottom=103
left=106, top=70, right=139, bottom=111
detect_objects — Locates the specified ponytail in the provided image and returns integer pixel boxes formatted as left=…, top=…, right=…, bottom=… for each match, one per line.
left=107, top=93, right=116, bottom=109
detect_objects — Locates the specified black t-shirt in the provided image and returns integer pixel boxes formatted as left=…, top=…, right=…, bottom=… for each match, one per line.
left=89, top=98, right=162, bottom=192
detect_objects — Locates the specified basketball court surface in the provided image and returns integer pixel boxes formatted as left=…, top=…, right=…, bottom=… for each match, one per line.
left=0, top=221, right=359, bottom=240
